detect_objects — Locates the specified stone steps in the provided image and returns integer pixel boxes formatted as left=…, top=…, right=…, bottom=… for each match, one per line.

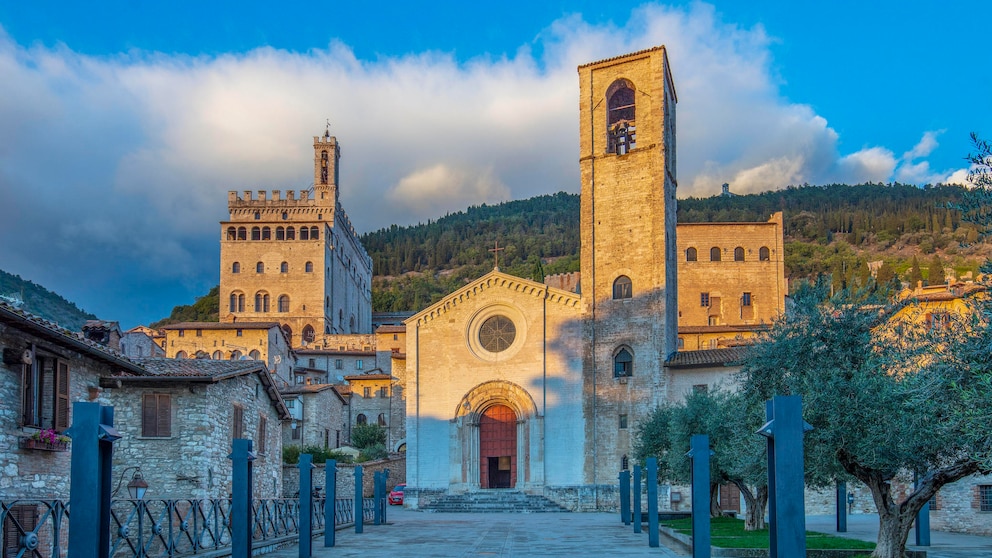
left=422, top=491, right=570, bottom=513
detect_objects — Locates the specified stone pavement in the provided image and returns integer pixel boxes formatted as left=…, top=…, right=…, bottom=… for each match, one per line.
left=805, top=513, right=992, bottom=558
left=265, top=508, right=683, bottom=557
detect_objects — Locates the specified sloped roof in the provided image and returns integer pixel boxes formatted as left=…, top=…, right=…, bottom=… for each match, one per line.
left=161, top=322, right=281, bottom=330
left=0, top=300, right=145, bottom=374
left=665, top=347, right=748, bottom=369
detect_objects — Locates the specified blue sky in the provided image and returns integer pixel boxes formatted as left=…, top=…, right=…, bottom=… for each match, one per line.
left=0, top=1, right=988, bottom=327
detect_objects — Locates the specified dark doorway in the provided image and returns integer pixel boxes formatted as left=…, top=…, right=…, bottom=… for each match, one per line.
left=479, top=404, right=517, bottom=489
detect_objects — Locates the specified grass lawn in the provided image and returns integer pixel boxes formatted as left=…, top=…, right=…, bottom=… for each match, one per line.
left=661, top=517, right=876, bottom=551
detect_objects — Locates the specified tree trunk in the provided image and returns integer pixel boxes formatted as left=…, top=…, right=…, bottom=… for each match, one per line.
left=872, top=506, right=915, bottom=558
left=734, top=481, right=767, bottom=531
left=709, top=482, right=722, bottom=518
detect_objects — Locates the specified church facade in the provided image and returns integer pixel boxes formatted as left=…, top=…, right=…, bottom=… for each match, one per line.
left=404, top=47, right=680, bottom=510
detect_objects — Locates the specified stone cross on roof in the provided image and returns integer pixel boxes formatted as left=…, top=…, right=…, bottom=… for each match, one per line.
left=489, top=241, right=505, bottom=271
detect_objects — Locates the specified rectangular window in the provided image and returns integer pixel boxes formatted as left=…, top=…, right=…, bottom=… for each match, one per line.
left=700, top=292, right=710, bottom=307
left=981, top=485, right=992, bottom=512
left=380, top=386, right=389, bottom=398
left=335, top=359, right=343, bottom=370
left=363, top=387, right=371, bottom=398
left=236, top=329, right=243, bottom=337
left=742, top=292, right=752, bottom=307
left=141, top=394, right=172, bottom=437
left=178, top=329, right=184, bottom=337
left=21, top=356, right=69, bottom=431
left=393, top=334, right=398, bottom=341
left=356, top=359, right=363, bottom=370
left=292, top=426, right=301, bottom=440
left=196, top=329, right=203, bottom=337
left=3, top=504, right=39, bottom=556
left=257, top=415, right=267, bottom=454
left=233, top=405, right=244, bottom=439
left=619, top=414, right=628, bottom=429
left=308, top=358, right=316, bottom=368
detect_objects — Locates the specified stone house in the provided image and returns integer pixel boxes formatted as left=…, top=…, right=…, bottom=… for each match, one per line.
left=0, top=300, right=146, bottom=501
left=121, top=325, right=165, bottom=358
left=344, top=371, right=404, bottom=452
left=280, top=383, right=349, bottom=450
left=101, top=358, right=290, bottom=499
left=159, top=321, right=295, bottom=383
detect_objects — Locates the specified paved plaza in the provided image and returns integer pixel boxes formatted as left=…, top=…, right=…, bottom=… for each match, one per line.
left=266, top=509, right=992, bottom=558
left=268, top=508, right=682, bottom=557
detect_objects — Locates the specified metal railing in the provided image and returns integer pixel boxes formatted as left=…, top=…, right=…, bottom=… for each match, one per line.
left=1, top=497, right=374, bottom=558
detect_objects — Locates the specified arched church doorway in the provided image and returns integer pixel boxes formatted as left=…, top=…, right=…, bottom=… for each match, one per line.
left=479, top=404, right=517, bottom=489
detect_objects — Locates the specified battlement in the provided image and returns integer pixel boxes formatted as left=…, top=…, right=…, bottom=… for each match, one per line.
left=228, top=189, right=323, bottom=206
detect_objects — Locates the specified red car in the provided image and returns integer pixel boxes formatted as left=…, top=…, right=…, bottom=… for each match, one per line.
left=388, top=484, right=406, bottom=505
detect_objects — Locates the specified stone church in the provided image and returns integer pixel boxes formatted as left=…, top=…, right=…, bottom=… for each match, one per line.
left=405, top=47, right=682, bottom=510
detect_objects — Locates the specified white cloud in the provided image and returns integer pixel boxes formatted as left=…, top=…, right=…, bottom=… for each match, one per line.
left=0, top=4, right=960, bottom=325
left=388, top=164, right=510, bottom=213
left=943, top=168, right=974, bottom=187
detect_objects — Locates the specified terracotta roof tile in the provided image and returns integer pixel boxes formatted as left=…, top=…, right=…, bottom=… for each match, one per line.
left=665, top=347, right=748, bottom=368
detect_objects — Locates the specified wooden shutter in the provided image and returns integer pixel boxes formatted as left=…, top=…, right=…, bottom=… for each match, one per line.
left=142, top=394, right=172, bottom=437
left=257, top=415, right=267, bottom=454
left=54, top=360, right=70, bottom=431
left=3, top=504, right=39, bottom=557
left=233, top=405, right=244, bottom=439
left=21, top=363, right=34, bottom=426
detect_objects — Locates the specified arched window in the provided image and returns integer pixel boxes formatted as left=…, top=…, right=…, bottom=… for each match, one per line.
left=607, top=79, right=636, bottom=154
left=278, top=295, right=290, bottom=313
left=227, top=227, right=237, bottom=240
left=377, top=413, right=387, bottom=427
left=212, top=350, right=223, bottom=360
left=276, top=226, right=285, bottom=240
left=614, top=347, right=633, bottom=377
left=175, top=350, right=188, bottom=359
left=195, top=351, right=209, bottom=359
left=759, top=247, right=770, bottom=261
left=286, top=227, right=296, bottom=240
left=613, top=275, right=632, bottom=299
left=281, top=324, right=292, bottom=341
left=280, top=261, right=288, bottom=273
left=356, top=414, right=368, bottom=425
left=302, top=325, right=315, bottom=344
left=281, top=211, right=288, bottom=220
left=686, top=247, right=697, bottom=262
left=310, top=226, right=319, bottom=239
left=261, top=227, right=271, bottom=240
left=229, top=292, right=245, bottom=313
left=232, top=262, right=240, bottom=274
left=710, top=247, right=722, bottom=262
left=254, top=291, right=270, bottom=312
left=734, top=247, right=745, bottom=262
left=251, top=227, right=261, bottom=241
left=249, top=350, right=261, bottom=360
left=306, top=261, right=314, bottom=273
left=253, top=211, right=260, bottom=220
left=300, top=227, right=310, bottom=241
left=237, top=227, right=247, bottom=240
left=230, top=350, right=242, bottom=360
left=256, top=262, right=265, bottom=273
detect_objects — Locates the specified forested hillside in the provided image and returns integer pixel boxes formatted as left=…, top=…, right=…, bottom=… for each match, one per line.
left=363, top=183, right=991, bottom=311
left=0, top=270, right=97, bottom=330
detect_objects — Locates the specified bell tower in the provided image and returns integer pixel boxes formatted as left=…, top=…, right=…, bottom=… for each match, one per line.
left=314, top=125, right=340, bottom=207
left=578, top=46, right=678, bottom=485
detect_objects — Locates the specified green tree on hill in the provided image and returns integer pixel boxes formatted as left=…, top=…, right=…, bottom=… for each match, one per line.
left=927, top=255, right=945, bottom=285
left=907, top=256, right=923, bottom=287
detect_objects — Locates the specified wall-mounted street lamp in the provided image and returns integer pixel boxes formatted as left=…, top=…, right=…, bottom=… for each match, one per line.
left=113, top=466, right=149, bottom=499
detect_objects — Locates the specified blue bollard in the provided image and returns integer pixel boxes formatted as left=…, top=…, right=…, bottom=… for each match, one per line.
left=355, top=465, right=364, bottom=534
left=383, top=468, right=390, bottom=523
left=757, top=396, right=810, bottom=558
left=688, top=435, right=711, bottom=558
left=914, top=473, right=931, bottom=546
left=633, top=465, right=642, bottom=534
left=229, top=439, right=256, bottom=558
left=620, top=470, right=631, bottom=525
left=67, top=402, right=120, bottom=558
left=325, top=459, right=337, bottom=547
left=836, top=482, right=847, bottom=533
left=373, top=471, right=382, bottom=525
left=299, top=453, right=314, bottom=558
left=646, top=458, right=659, bottom=548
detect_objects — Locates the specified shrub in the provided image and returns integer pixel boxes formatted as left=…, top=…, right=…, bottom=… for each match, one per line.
left=283, top=444, right=301, bottom=464
left=358, top=443, right=388, bottom=462
left=351, top=424, right=386, bottom=449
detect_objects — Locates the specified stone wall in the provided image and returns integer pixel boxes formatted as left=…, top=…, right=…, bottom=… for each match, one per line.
left=282, top=456, right=406, bottom=499
left=929, top=474, right=992, bottom=535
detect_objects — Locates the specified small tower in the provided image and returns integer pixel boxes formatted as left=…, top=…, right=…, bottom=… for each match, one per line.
left=314, top=125, right=340, bottom=207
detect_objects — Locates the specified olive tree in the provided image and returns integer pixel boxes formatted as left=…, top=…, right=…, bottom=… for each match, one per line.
left=739, top=284, right=992, bottom=558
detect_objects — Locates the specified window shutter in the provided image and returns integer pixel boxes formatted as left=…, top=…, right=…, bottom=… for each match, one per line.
left=3, top=504, right=39, bottom=556
left=257, top=415, right=267, bottom=454
left=21, top=363, right=34, bottom=426
left=142, top=394, right=157, bottom=437
left=55, top=360, right=70, bottom=431
left=233, top=405, right=244, bottom=439
left=157, top=394, right=172, bottom=437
